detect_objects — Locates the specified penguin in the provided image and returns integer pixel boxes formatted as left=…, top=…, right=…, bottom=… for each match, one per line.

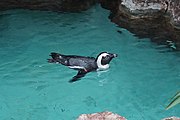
left=48, top=52, right=118, bottom=82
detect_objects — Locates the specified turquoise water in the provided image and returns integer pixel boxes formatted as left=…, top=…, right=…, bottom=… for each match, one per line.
left=0, top=5, right=179, bottom=120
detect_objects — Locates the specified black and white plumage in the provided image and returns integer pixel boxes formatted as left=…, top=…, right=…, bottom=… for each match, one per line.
left=48, top=52, right=117, bottom=82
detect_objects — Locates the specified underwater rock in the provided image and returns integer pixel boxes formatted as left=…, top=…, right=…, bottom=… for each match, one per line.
left=0, top=0, right=97, bottom=12
left=162, top=116, right=180, bottom=120
left=100, top=0, right=180, bottom=50
left=76, top=111, right=126, bottom=120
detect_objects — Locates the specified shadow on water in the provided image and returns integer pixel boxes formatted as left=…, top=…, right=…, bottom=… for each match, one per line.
left=114, top=17, right=180, bottom=52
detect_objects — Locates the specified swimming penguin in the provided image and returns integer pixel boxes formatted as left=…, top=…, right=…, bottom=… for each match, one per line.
left=48, top=52, right=118, bottom=82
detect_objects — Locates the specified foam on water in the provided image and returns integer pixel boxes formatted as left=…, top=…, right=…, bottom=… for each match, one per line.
left=0, top=5, right=179, bottom=120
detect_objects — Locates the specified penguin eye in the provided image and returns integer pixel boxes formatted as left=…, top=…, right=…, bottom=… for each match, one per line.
left=105, top=55, right=109, bottom=59
left=103, top=56, right=108, bottom=60
left=101, top=55, right=110, bottom=65
left=102, top=55, right=110, bottom=61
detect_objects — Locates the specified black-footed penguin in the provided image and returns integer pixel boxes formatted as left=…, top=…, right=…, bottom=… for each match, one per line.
left=48, top=52, right=117, bottom=82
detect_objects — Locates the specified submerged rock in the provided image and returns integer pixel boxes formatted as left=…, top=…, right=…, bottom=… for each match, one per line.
left=76, top=111, right=126, bottom=120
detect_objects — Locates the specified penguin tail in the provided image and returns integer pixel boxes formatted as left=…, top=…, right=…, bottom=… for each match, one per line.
left=48, top=52, right=61, bottom=63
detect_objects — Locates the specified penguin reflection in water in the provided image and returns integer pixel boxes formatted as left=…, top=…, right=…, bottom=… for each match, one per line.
left=48, top=52, right=118, bottom=82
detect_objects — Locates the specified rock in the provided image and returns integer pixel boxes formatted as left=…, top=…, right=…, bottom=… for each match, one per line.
left=162, top=116, right=180, bottom=120
left=0, top=0, right=97, bottom=12
left=100, top=0, right=180, bottom=50
left=76, top=111, right=126, bottom=120
left=120, top=0, right=180, bottom=28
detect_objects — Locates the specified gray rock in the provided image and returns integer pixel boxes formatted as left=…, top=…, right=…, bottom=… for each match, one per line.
left=121, top=0, right=180, bottom=28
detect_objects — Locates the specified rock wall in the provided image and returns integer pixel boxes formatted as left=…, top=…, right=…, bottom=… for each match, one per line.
left=0, top=0, right=97, bottom=12
left=120, top=0, right=180, bottom=28
left=100, top=0, right=180, bottom=50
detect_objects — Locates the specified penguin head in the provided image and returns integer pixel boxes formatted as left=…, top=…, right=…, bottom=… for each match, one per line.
left=96, top=52, right=118, bottom=70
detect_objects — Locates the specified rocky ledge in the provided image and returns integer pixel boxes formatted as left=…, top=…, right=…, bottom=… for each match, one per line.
left=121, top=0, right=180, bottom=27
left=77, top=111, right=126, bottom=120
left=0, top=0, right=97, bottom=12
left=100, top=0, right=180, bottom=50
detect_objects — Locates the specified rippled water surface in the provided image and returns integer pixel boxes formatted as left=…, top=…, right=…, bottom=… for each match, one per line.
left=0, top=5, right=179, bottom=120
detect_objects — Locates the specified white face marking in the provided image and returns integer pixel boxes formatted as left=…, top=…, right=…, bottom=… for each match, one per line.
left=96, top=53, right=110, bottom=71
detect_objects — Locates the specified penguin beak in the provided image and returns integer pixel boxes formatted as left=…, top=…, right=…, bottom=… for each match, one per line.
left=109, top=53, right=118, bottom=58
left=113, top=53, right=118, bottom=58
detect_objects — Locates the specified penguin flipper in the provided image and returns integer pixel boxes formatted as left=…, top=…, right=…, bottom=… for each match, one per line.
left=69, top=70, right=88, bottom=83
